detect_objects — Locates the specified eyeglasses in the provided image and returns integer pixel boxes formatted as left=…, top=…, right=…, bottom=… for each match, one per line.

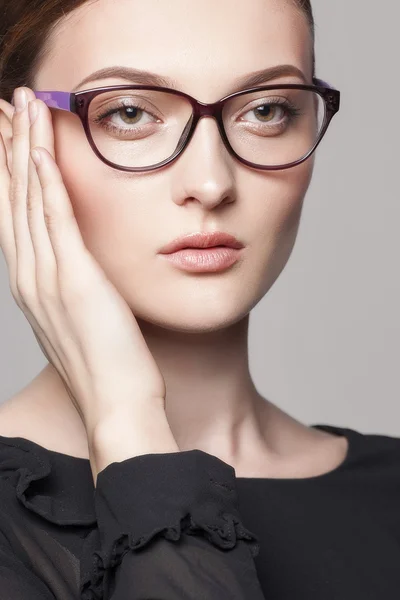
left=32, top=77, right=340, bottom=172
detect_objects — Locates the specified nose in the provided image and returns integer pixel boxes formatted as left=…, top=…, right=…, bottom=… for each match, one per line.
left=171, top=114, right=236, bottom=209
left=180, top=111, right=232, bottom=166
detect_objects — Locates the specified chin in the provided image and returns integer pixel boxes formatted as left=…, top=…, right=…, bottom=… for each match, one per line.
left=133, top=302, right=252, bottom=334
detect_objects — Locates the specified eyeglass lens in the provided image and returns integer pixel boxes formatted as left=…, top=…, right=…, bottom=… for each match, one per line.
left=87, top=87, right=326, bottom=169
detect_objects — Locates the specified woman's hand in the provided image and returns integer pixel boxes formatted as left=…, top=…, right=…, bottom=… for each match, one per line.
left=0, top=87, right=167, bottom=434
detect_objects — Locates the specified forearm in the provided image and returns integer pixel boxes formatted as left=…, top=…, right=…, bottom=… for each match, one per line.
left=87, top=403, right=180, bottom=485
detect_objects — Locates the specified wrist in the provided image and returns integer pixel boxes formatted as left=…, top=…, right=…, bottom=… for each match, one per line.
left=87, top=404, right=179, bottom=483
left=85, top=393, right=166, bottom=435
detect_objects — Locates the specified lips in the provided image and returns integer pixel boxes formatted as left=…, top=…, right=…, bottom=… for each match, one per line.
left=159, top=231, right=244, bottom=254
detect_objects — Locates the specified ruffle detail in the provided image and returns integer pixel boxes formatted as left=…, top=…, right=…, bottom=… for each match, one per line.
left=0, top=436, right=96, bottom=526
left=80, top=449, right=260, bottom=600
left=81, top=508, right=260, bottom=600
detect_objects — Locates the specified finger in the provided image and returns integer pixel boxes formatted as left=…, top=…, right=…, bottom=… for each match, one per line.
left=2, top=112, right=59, bottom=369
left=10, top=88, right=37, bottom=300
left=0, top=98, right=15, bottom=122
left=29, top=94, right=56, bottom=159
left=8, top=88, right=54, bottom=361
left=25, top=96, right=80, bottom=374
left=27, top=99, right=58, bottom=288
left=0, top=130, right=11, bottom=179
left=26, top=98, right=69, bottom=371
left=0, top=130, right=16, bottom=273
left=0, top=98, right=15, bottom=172
left=30, top=145, right=91, bottom=285
left=6, top=92, right=71, bottom=383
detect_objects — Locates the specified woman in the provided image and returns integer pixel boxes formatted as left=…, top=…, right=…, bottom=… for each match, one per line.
left=0, top=0, right=399, bottom=598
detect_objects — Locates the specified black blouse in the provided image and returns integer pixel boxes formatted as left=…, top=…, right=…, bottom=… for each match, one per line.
left=1, top=423, right=400, bottom=600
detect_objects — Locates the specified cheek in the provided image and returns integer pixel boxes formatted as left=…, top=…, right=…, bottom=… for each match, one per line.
left=51, top=111, right=155, bottom=282
left=52, top=110, right=127, bottom=246
left=255, top=156, right=313, bottom=244
left=248, top=157, right=314, bottom=295
left=271, top=179, right=306, bottom=240
left=52, top=109, right=104, bottom=217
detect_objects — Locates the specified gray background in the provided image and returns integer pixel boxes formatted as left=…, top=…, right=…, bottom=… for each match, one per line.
left=1, top=1, right=399, bottom=436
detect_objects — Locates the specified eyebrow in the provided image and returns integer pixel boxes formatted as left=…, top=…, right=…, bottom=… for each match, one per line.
left=71, top=64, right=307, bottom=93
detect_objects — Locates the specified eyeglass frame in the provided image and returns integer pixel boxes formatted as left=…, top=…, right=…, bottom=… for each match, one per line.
left=30, top=77, right=340, bottom=173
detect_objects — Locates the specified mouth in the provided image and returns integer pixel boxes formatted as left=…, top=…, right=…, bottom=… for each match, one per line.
left=159, top=231, right=245, bottom=254
left=159, top=245, right=243, bottom=273
left=180, top=244, right=228, bottom=250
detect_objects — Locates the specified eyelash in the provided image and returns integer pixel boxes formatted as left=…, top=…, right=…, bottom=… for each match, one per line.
left=239, top=97, right=302, bottom=124
left=93, top=101, right=154, bottom=124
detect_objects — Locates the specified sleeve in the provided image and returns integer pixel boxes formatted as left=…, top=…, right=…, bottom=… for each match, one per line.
left=80, top=449, right=267, bottom=600
left=0, top=533, right=55, bottom=599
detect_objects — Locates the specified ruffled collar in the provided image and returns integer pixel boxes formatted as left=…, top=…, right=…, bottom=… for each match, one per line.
left=0, top=435, right=96, bottom=526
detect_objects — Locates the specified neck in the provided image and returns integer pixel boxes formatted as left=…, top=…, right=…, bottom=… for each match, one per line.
left=39, top=314, right=312, bottom=472
left=135, top=314, right=275, bottom=466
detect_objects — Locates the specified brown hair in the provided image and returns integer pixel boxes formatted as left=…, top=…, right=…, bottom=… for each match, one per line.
left=0, top=0, right=315, bottom=104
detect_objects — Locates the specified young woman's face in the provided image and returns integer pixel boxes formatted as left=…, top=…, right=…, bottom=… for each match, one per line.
left=34, top=0, right=314, bottom=332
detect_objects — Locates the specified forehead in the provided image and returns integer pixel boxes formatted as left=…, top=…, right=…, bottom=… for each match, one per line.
left=37, top=0, right=312, bottom=98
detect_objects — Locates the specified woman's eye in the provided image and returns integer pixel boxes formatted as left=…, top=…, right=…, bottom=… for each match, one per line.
left=241, top=103, right=286, bottom=125
left=94, top=104, right=159, bottom=130
left=117, top=106, right=143, bottom=124
left=106, top=105, right=155, bottom=126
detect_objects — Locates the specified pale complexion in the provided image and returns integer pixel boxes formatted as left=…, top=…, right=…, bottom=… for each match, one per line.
left=0, top=0, right=348, bottom=477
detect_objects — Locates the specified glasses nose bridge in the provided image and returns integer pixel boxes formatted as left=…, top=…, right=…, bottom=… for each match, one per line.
left=187, top=99, right=226, bottom=150
left=193, top=98, right=223, bottom=121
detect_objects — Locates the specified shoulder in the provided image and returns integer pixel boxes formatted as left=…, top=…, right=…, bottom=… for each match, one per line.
left=316, top=423, right=400, bottom=454
left=313, top=423, right=400, bottom=482
left=336, top=425, right=400, bottom=488
left=355, top=427, right=400, bottom=464
left=0, top=388, right=90, bottom=459
left=352, top=426, right=400, bottom=449
left=0, top=392, right=53, bottom=454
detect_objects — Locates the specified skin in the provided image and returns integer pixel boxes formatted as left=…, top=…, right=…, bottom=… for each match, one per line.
left=0, top=0, right=348, bottom=477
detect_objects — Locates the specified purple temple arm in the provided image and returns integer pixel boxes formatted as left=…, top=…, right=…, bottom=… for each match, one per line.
left=33, top=91, right=71, bottom=110
left=32, top=78, right=336, bottom=112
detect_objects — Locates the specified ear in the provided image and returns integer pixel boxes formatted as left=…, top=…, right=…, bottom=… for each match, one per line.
left=0, top=99, right=15, bottom=171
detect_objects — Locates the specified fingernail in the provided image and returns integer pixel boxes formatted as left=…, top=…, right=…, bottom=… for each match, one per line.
left=28, top=101, right=38, bottom=125
left=14, top=88, right=27, bottom=113
left=31, top=148, right=41, bottom=166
